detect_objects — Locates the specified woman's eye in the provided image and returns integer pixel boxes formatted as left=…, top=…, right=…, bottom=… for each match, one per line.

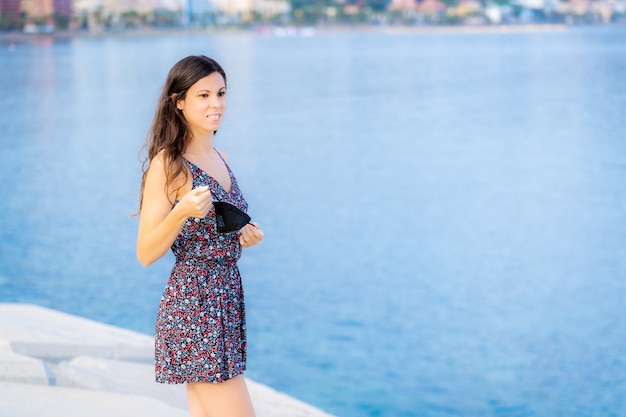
left=199, top=93, right=209, bottom=98
left=218, top=91, right=226, bottom=97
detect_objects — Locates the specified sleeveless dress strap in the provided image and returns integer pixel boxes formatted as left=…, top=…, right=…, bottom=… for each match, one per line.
left=214, top=148, right=228, bottom=166
left=181, top=157, right=199, bottom=187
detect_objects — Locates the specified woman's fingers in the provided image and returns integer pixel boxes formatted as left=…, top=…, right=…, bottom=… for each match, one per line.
left=186, top=186, right=213, bottom=218
left=240, top=223, right=263, bottom=247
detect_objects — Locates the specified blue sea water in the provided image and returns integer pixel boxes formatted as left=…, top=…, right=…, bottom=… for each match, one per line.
left=1, top=26, right=626, bottom=417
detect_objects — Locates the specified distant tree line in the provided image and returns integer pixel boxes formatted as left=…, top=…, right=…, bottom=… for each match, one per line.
left=287, top=0, right=390, bottom=24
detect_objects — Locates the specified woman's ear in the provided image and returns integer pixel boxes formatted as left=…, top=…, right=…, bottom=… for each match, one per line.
left=171, top=94, right=184, bottom=110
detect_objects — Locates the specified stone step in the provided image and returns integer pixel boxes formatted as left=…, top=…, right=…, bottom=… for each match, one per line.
left=0, top=303, right=336, bottom=417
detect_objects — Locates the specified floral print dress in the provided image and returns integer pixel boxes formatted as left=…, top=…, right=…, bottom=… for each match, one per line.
left=155, top=154, right=248, bottom=384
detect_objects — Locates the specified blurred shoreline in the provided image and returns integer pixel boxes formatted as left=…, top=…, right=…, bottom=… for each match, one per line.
left=0, top=22, right=601, bottom=43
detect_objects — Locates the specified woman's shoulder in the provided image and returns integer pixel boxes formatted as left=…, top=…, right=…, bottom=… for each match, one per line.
left=147, top=148, right=173, bottom=165
left=145, top=149, right=166, bottom=174
left=151, top=149, right=188, bottom=169
left=148, top=149, right=190, bottom=183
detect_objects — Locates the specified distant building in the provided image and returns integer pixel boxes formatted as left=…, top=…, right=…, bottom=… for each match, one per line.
left=211, top=0, right=252, bottom=14
left=0, top=0, right=21, bottom=25
left=186, top=0, right=212, bottom=23
left=418, top=0, right=446, bottom=19
left=255, top=0, right=288, bottom=18
left=387, top=0, right=419, bottom=11
left=21, top=0, right=53, bottom=20
left=74, top=0, right=168, bottom=17
left=54, top=0, right=72, bottom=17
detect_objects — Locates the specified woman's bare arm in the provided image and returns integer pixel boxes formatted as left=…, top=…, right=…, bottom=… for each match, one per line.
left=136, top=153, right=212, bottom=266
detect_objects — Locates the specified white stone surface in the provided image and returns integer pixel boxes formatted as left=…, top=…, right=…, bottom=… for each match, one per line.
left=0, top=381, right=189, bottom=417
left=0, top=303, right=336, bottom=417
left=51, top=355, right=189, bottom=409
left=0, top=303, right=153, bottom=361
left=0, top=349, right=49, bottom=385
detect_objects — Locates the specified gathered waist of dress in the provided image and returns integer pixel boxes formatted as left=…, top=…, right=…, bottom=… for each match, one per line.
left=173, top=254, right=239, bottom=268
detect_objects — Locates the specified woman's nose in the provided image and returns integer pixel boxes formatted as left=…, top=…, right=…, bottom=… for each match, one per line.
left=210, top=96, right=222, bottom=107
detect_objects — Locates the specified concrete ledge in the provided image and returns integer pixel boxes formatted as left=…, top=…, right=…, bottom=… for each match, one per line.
left=0, top=346, right=49, bottom=385
left=0, top=304, right=154, bottom=346
left=51, top=355, right=188, bottom=410
left=0, top=303, right=336, bottom=417
left=10, top=342, right=153, bottom=362
left=0, top=381, right=188, bottom=417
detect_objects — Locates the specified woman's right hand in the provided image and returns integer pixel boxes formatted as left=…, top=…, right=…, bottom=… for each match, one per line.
left=179, top=186, right=213, bottom=219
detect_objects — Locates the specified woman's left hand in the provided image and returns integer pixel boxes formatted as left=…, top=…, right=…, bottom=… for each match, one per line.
left=240, top=223, right=264, bottom=248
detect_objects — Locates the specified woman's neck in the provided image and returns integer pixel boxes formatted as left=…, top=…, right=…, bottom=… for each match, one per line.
left=185, top=132, right=215, bottom=158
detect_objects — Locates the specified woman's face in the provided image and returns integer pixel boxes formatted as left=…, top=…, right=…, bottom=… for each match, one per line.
left=176, top=71, right=227, bottom=136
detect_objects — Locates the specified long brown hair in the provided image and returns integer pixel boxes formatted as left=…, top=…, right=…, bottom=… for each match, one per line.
left=139, top=55, right=227, bottom=210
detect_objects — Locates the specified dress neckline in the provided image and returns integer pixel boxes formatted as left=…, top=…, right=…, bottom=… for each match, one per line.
left=183, top=155, right=233, bottom=194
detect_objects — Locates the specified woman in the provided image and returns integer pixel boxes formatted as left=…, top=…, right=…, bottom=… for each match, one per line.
left=137, top=55, right=263, bottom=417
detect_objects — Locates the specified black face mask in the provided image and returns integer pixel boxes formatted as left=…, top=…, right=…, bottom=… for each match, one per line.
left=213, top=201, right=252, bottom=233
